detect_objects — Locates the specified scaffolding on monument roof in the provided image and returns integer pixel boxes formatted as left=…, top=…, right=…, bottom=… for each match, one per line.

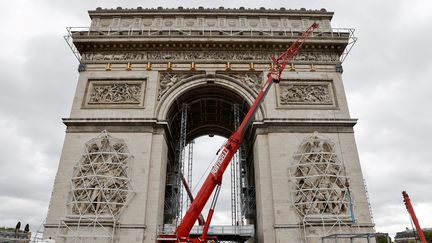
left=64, top=26, right=356, bottom=63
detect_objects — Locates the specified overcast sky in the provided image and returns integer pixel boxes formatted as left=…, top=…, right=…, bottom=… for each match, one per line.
left=0, top=0, right=431, bottom=239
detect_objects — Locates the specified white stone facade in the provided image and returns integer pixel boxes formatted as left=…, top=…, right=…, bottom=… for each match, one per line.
left=45, top=7, right=373, bottom=243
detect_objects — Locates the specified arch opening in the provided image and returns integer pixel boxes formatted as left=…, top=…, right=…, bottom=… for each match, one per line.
left=163, top=84, right=257, bottom=230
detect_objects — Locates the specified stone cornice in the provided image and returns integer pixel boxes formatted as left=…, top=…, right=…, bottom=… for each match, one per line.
left=63, top=117, right=160, bottom=125
left=72, top=35, right=349, bottom=55
left=63, top=118, right=357, bottom=128
left=259, top=118, right=358, bottom=126
left=253, top=118, right=358, bottom=134
left=62, top=118, right=162, bottom=132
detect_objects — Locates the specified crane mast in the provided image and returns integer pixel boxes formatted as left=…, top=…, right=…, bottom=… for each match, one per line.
left=160, top=23, right=319, bottom=243
left=402, top=191, right=427, bottom=243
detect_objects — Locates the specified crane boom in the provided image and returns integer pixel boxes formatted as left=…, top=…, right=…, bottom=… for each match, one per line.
left=402, top=191, right=427, bottom=243
left=160, top=23, right=319, bottom=242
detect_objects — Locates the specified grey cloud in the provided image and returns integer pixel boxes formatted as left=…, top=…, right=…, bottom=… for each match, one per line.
left=1, top=0, right=431, bottom=238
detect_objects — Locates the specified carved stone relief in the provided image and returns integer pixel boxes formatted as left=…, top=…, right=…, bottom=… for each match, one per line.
left=82, top=51, right=339, bottom=63
left=280, top=84, right=332, bottom=104
left=69, top=131, right=134, bottom=217
left=158, top=73, right=195, bottom=100
left=278, top=81, right=334, bottom=107
left=290, top=132, right=350, bottom=219
left=226, top=73, right=263, bottom=93
left=85, top=80, right=145, bottom=107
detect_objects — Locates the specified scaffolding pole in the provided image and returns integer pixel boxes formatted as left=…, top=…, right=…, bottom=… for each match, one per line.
left=177, top=103, right=188, bottom=223
left=231, top=104, right=243, bottom=226
left=230, top=105, right=238, bottom=225
left=363, top=179, right=375, bottom=230
left=186, top=140, right=194, bottom=208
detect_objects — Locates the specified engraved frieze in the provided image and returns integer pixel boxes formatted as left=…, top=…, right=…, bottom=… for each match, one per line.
left=84, top=80, right=145, bottom=107
left=279, top=84, right=332, bottom=105
left=89, top=83, right=141, bottom=104
left=82, top=51, right=339, bottom=63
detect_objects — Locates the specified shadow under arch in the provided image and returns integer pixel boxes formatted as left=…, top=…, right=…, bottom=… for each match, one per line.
left=159, top=73, right=258, bottom=229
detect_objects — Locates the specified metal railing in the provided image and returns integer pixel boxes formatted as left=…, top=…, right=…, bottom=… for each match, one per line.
left=158, top=224, right=254, bottom=237
left=65, top=26, right=356, bottom=63
left=67, top=26, right=352, bottom=39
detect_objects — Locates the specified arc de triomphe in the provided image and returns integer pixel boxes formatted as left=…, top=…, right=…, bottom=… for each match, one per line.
left=44, top=7, right=375, bottom=243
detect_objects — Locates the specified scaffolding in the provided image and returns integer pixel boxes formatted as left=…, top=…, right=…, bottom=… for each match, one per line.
left=177, top=103, right=188, bottom=222
left=322, top=233, right=385, bottom=243
left=163, top=104, right=189, bottom=225
left=363, top=179, right=375, bottom=231
left=239, top=141, right=255, bottom=223
left=30, top=218, right=46, bottom=243
left=289, top=132, right=355, bottom=243
left=57, top=131, right=135, bottom=243
left=186, top=140, right=194, bottom=208
left=230, top=104, right=243, bottom=226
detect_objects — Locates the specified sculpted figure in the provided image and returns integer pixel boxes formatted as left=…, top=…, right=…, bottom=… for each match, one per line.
left=70, top=132, right=133, bottom=217
left=291, top=133, right=350, bottom=217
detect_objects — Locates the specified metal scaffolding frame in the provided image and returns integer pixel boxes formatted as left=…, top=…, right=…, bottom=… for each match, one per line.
left=65, top=26, right=356, bottom=64
left=231, top=104, right=243, bottom=226
left=240, top=141, right=255, bottom=223
left=186, top=140, right=194, bottom=208
left=322, top=233, right=385, bottom=243
left=57, top=131, right=135, bottom=243
left=363, top=179, right=375, bottom=230
left=289, top=132, right=355, bottom=243
left=177, top=103, right=188, bottom=222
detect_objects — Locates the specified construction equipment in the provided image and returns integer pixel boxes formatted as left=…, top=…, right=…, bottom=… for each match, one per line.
left=402, top=191, right=427, bottom=243
left=158, top=23, right=319, bottom=242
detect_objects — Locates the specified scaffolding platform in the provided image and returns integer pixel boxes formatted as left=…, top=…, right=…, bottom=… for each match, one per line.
left=322, top=233, right=384, bottom=243
left=158, top=224, right=255, bottom=242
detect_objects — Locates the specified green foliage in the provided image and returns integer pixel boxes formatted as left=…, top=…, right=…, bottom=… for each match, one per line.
left=0, top=226, right=15, bottom=232
left=376, top=235, right=393, bottom=243
left=423, top=231, right=432, bottom=243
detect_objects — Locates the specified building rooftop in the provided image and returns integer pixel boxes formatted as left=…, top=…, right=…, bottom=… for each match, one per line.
left=88, top=7, right=334, bottom=19
left=91, top=6, right=329, bottom=13
left=395, top=228, right=432, bottom=239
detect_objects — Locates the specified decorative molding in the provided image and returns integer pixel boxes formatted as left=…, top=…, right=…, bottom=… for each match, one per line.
left=84, top=80, right=145, bottom=108
left=88, top=9, right=333, bottom=32
left=81, top=51, right=340, bottom=63
left=277, top=80, right=335, bottom=108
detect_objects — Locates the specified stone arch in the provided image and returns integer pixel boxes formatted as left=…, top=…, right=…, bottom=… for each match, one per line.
left=155, top=73, right=266, bottom=123
left=160, top=73, right=259, bottom=225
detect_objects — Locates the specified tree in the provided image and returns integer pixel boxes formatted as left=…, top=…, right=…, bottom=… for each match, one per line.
left=376, top=235, right=393, bottom=243
left=423, top=231, right=432, bottom=243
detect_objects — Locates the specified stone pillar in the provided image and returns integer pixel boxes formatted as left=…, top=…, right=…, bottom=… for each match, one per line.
left=253, top=132, right=276, bottom=242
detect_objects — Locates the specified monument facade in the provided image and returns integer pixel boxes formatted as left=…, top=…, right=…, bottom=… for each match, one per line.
left=44, top=7, right=374, bottom=243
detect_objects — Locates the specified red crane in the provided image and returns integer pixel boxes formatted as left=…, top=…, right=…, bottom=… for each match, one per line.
left=402, top=191, right=427, bottom=243
left=159, top=23, right=319, bottom=243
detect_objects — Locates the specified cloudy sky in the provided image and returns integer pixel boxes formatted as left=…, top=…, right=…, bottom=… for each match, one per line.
left=1, top=0, right=431, bottom=239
